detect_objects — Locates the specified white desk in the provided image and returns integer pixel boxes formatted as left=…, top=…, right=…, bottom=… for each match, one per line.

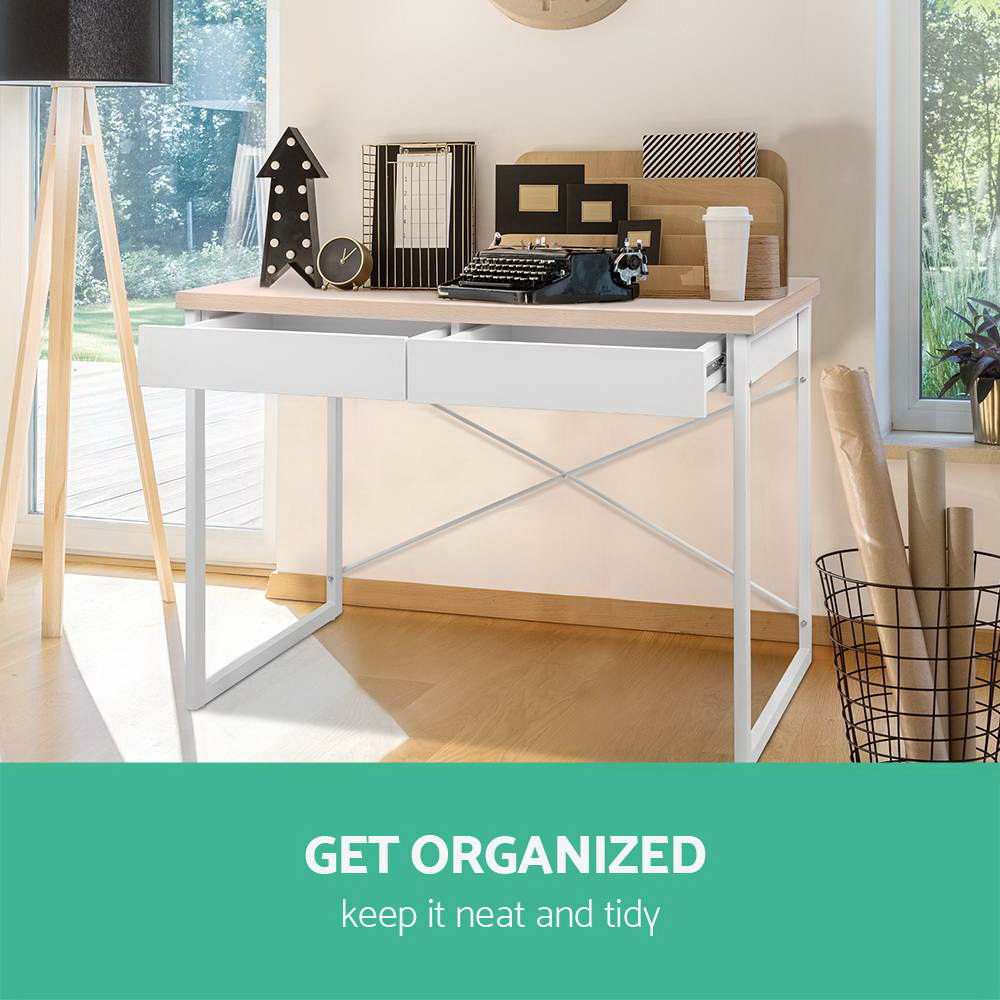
left=140, top=275, right=821, bottom=762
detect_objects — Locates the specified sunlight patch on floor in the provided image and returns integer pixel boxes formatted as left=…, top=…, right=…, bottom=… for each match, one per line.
left=62, top=573, right=407, bottom=762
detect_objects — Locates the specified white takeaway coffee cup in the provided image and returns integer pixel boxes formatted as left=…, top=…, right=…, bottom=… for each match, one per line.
left=703, top=206, right=753, bottom=302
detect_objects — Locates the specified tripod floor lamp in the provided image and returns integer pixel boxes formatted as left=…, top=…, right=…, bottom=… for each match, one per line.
left=0, top=0, right=175, bottom=637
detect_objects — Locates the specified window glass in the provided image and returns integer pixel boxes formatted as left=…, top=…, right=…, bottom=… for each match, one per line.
left=32, top=0, right=267, bottom=529
left=921, top=0, right=1000, bottom=398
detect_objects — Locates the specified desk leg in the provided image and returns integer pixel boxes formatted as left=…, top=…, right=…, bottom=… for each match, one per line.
left=742, top=308, right=814, bottom=761
left=327, top=397, right=344, bottom=614
left=797, top=306, right=813, bottom=661
left=732, top=336, right=752, bottom=762
left=185, top=388, right=207, bottom=710
left=179, top=390, right=342, bottom=711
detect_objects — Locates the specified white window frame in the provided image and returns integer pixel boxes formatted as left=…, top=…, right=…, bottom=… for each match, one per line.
left=888, top=0, right=973, bottom=433
left=0, top=0, right=280, bottom=568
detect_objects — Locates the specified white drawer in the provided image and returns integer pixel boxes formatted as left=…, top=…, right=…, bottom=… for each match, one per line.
left=406, top=325, right=726, bottom=417
left=139, top=313, right=446, bottom=400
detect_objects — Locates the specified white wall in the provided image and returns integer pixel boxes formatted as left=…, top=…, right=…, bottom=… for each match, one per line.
left=273, top=0, right=880, bottom=611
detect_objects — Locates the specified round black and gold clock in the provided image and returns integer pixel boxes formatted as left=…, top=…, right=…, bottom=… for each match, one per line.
left=317, top=237, right=373, bottom=290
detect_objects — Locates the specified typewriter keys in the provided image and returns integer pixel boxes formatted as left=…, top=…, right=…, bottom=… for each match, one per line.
left=318, top=237, right=373, bottom=290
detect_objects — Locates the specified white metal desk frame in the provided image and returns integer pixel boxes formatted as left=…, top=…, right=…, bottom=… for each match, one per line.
left=180, top=304, right=812, bottom=764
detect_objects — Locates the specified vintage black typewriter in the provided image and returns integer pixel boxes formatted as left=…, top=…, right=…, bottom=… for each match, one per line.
left=438, top=236, right=648, bottom=304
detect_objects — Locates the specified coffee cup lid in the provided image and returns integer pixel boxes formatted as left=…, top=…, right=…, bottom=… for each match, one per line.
left=703, top=206, right=754, bottom=222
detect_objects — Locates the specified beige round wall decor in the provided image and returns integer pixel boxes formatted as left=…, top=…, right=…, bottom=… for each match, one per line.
left=490, top=0, right=628, bottom=30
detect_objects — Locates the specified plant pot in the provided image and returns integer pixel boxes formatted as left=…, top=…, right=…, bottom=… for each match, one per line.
left=971, top=377, right=1000, bottom=445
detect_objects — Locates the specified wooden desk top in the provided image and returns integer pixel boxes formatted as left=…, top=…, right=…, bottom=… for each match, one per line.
left=176, top=276, right=820, bottom=336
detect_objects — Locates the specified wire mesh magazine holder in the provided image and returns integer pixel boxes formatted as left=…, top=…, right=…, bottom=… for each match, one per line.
left=817, top=548, right=1000, bottom=762
left=362, top=142, right=476, bottom=289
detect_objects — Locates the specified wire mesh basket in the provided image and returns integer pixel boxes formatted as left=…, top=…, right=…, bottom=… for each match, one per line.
left=817, top=548, right=1000, bottom=762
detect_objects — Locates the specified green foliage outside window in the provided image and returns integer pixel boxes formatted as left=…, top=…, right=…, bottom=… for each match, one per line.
left=922, top=0, right=1000, bottom=397
left=37, top=0, right=266, bottom=359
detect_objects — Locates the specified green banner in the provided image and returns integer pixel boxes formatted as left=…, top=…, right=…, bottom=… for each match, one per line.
left=1, top=764, right=998, bottom=1000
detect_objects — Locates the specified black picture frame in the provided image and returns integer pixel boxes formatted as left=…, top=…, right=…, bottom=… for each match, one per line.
left=495, top=163, right=585, bottom=235
left=565, top=183, right=629, bottom=235
left=616, top=218, right=662, bottom=265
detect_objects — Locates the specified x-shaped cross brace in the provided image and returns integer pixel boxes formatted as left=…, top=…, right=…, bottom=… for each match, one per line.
left=344, top=381, right=798, bottom=620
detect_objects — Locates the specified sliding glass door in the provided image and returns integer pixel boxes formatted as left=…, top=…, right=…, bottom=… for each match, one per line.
left=24, top=0, right=273, bottom=563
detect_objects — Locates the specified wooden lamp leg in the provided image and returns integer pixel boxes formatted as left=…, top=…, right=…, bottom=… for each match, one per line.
left=83, top=90, right=175, bottom=604
left=41, top=87, right=86, bottom=638
left=0, top=86, right=175, bottom=634
left=0, top=113, right=56, bottom=601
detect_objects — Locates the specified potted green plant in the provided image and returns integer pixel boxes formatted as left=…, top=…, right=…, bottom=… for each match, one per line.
left=933, top=297, right=1000, bottom=444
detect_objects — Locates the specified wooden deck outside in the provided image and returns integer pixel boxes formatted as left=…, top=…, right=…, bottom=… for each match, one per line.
left=35, top=360, right=265, bottom=529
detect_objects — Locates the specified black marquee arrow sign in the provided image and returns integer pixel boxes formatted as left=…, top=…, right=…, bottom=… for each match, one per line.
left=257, top=127, right=327, bottom=288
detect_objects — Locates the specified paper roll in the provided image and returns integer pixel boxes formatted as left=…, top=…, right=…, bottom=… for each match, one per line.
left=907, top=449, right=951, bottom=750
left=821, top=367, right=948, bottom=760
left=947, top=507, right=979, bottom=761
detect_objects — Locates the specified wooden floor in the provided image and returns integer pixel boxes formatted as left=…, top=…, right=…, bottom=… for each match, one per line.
left=0, top=557, right=848, bottom=763
left=35, top=361, right=265, bottom=528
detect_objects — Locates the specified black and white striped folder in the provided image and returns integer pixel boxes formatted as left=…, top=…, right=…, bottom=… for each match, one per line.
left=642, top=131, right=759, bottom=179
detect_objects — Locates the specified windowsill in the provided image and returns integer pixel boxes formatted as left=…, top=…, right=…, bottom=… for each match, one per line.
left=884, top=430, right=1000, bottom=464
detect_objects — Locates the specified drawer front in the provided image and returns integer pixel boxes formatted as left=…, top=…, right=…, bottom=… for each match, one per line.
left=140, top=322, right=418, bottom=400
left=407, top=329, right=724, bottom=418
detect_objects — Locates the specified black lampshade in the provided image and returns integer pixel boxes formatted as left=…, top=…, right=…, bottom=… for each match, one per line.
left=0, top=0, right=173, bottom=87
